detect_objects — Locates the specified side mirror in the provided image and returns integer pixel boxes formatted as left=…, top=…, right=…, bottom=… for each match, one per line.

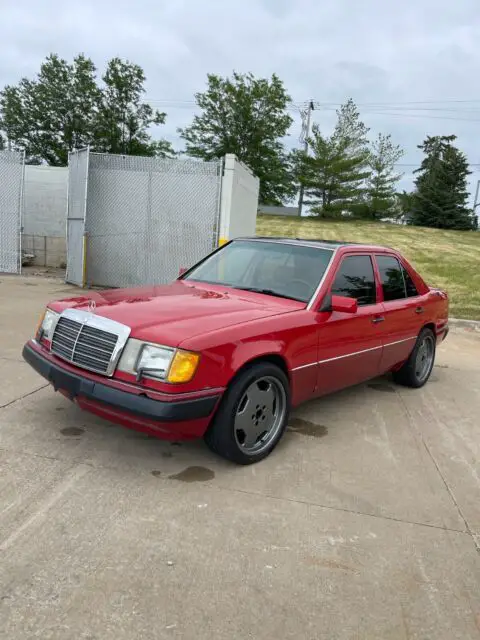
left=178, top=267, right=187, bottom=277
left=331, top=295, right=358, bottom=314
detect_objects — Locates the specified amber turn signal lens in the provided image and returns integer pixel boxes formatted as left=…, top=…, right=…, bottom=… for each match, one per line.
left=167, top=350, right=200, bottom=384
left=35, top=310, right=46, bottom=338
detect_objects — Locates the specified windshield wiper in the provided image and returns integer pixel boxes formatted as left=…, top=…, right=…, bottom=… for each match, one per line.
left=231, top=286, right=304, bottom=302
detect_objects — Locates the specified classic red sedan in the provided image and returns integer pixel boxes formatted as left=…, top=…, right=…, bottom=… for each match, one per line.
left=23, top=237, right=449, bottom=464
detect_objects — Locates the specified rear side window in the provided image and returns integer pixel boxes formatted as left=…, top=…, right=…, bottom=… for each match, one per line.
left=402, top=267, right=419, bottom=297
left=331, top=255, right=376, bottom=306
left=376, top=255, right=406, bottom=301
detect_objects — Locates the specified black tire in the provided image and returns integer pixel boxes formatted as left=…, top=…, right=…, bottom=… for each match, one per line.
left=204, top=362, right=291, bottom=465
left=392, top=327, right=436, bottom=388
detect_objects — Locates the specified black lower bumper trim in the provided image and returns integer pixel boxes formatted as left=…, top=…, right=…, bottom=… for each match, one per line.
left=22, top=343, right=220, bottom=422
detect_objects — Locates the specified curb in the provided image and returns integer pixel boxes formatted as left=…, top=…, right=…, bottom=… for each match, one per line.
left=449, top=318, right=480, bottom=332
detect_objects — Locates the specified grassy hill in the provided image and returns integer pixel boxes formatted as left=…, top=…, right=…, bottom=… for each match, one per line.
left=256, top=215, right=480, bottom=320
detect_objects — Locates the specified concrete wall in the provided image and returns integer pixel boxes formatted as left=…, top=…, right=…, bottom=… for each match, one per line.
left=258, top=205, right=299, bottom=217
left=219, top=155, right=260, bottom=243
left=22, top=165, right=68, bottom=267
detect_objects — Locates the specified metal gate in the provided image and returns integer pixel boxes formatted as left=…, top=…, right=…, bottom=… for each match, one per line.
left=0, top=150, right=24, bottom=274
left=66, top=148, right=89, bottom=285
left=67, top=150, right=222, bottom=289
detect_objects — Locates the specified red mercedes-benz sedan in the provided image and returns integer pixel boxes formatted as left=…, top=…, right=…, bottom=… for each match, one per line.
left=23, top=237, right=449, bottom=464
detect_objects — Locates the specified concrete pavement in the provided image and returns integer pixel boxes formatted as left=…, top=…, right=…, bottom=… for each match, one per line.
left=1, top=274, right=480, bottom=639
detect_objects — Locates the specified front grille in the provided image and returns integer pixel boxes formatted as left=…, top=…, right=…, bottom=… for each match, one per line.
left=51, top=316, right=119, bottom=375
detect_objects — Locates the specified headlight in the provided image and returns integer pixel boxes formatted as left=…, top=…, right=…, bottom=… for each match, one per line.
left=117, top=339, right=200, bottom=384
left=36, top=308, right=59, bottom=341
left=136, top=344, right=175, bottom=380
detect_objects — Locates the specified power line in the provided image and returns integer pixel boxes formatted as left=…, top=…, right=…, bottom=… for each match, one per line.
left=308, top=99, right=480, bottom=107
left=145, top=97, right=480, bottom=123
left=394, top=163, right=480, bottom=168
left=344, top=111, right=480, bottom=122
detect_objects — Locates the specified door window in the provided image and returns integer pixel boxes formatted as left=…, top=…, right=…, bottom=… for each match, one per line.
left=376, top=255, right=406, bottom=301
left=331, top=255, right=376, bottom=306
left=402, top=266, right=419, bottom=297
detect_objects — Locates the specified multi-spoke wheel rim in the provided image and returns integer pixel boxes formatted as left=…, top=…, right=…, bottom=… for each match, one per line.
left=234, top=376, right=287, bottom=455
left=415, top=335, right=435, bottom=383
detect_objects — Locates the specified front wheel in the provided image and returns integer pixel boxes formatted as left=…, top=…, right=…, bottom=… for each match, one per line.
left=392, top=327, right=436, bottom=388
left=204, top=362, right=290, bottom=465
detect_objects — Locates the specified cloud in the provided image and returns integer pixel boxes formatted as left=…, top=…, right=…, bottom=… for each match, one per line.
left=2, top=0, right=480, bottom=198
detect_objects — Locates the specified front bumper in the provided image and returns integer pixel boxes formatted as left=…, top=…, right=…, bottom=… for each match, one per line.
left=23, top=342, right=220, bottom=438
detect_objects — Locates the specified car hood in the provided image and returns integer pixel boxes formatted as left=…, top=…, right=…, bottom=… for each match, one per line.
left=50, top=281, right=302, bottom=346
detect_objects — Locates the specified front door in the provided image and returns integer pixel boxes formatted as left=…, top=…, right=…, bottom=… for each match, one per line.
left=315, top=254, right=385, bottom=396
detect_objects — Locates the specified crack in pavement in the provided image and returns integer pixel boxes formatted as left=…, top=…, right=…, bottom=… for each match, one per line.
left=214, top=484, right=471, bottom=536
left=0, top=384, right=49, bottom=410
left=397, top=391, right=480, bottom=554
left=0, top=444, right=471, bottom=538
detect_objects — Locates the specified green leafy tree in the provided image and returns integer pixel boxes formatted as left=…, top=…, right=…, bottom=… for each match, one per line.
left=0, top=54, right=173, bottom=165
left=365, top=134, right=404, bottom=219
left=296, top=99, right=371, bottom=216
left=412, top=135, right=475, bottom=230
left=94, top=57, right=173, bottom=157
left=178, top=72, right=294, bottom=204
left=0, top=54, right=100, bottom=165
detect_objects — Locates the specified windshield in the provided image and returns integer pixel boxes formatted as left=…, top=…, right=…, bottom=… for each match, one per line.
left=183, top=240, right=334, bottom=303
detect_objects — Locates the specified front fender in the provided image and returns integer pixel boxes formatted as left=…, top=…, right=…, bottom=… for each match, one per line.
left=181, top=311, right=318, bottom=404
left=229, top=339, right=288, bottom=379
left=196, top=338, right=290, bottom=390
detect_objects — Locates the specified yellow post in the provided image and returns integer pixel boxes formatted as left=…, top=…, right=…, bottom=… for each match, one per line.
left=82, top=234, right=87, bottom=288
left=217, top=237, right=228, bottom=280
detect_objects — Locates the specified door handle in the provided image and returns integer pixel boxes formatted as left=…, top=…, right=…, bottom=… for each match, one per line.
left=371, top=316, right=385, bottom=324
left=415, top=306, right=424, bottom=314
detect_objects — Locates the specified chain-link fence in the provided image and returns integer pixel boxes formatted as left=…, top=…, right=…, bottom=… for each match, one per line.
left=68, top=152, right=222, bottom=288
left=0, top=150, right=24, bottom=274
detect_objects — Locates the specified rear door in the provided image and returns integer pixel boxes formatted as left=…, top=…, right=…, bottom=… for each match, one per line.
left=315, top=254, right=385, bottom=396
left=374, top=254, right=425, bottom=372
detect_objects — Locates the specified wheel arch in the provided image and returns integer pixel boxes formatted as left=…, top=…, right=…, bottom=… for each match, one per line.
left=226, top=353, right=291, bottom=388
left=422, top=321, right=436, bottom=336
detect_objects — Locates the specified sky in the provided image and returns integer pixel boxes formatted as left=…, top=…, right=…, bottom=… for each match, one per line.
left=3, top=0, right=480, bottom=202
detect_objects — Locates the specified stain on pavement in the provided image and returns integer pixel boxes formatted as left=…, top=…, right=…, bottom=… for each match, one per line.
left=288, top=418, right=328, bottom=437
left=60, top=427, right=85, bottom=437
left=168, top=466, right=215, bottom=483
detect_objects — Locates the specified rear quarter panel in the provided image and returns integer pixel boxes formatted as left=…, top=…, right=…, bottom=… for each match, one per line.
left=400, top=253, right=449, bottom=339
left=425, top=288, right=449, bottom=341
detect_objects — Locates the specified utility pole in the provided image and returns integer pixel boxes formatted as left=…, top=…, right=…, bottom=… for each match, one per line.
left=473, top=179, right=480, bottom=209
left=297, top=100, right=314, bottom=216
left=473, top=179, right=480, bottom=229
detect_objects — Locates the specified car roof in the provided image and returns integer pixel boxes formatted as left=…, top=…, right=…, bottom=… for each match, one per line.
left=238, top=236, right=393, bottom=253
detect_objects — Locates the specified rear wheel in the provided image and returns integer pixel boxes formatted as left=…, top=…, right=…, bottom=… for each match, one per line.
left=392, top=327, right=436, bottom=388
left=204, top=362, right=290, bottom=465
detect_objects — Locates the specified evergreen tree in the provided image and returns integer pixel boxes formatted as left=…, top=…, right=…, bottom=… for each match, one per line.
left=295, top=99, right=371, bottom=216
left=365, top=134, right=404, bottom=219
left=412, top=135, right=475, bottom=230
